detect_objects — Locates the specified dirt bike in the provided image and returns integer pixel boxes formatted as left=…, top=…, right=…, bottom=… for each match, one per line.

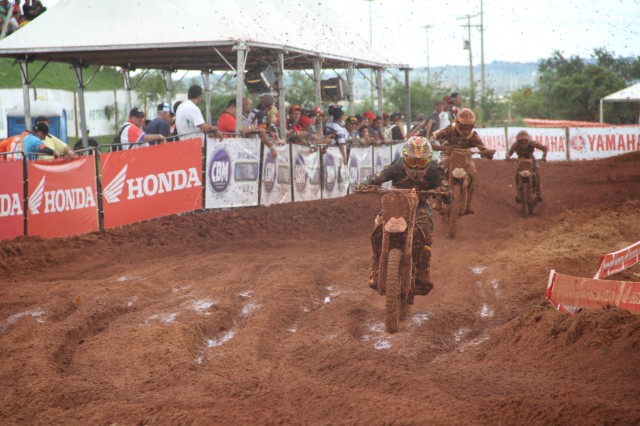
left=355, top=185, right=450, bottom=334
left=515, top=158, right=537, bottom=217
left=436, top=146, right=495, bottom=238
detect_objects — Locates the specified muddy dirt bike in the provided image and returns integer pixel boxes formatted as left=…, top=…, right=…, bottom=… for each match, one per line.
left=515, top=158, right=537, bottom=217
left=434, top=146, right=495, bottom=238
left=355, top=185, right=450, bottom=333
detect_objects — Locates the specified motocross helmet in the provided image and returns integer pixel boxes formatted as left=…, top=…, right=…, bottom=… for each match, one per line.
left=402, top=136, right=433, bottom=169
left=516, top=130, right=531, bottom=141
left=455, top=107, right=475, bottom=137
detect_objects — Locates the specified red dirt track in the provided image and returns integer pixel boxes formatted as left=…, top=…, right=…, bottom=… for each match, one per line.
left=1, top=153, right=640, bottom=425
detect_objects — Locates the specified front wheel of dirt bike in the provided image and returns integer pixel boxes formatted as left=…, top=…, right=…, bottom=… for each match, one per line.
left=521, top=182, right=531, bottom=217
left=448, top=183, right=463, bottom=238
left=385, top=248, right=403, bottom=334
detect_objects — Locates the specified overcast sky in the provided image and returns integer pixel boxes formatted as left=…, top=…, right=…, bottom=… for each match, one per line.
left=40, top=0, right=638, bottom=68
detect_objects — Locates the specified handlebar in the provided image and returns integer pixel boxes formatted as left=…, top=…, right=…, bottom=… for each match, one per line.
left=354, top=185, right=451, bottom=198
left=431, top=144, right=495, bottom=159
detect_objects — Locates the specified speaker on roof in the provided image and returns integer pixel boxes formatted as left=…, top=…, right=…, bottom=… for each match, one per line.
left=321, top=77, right=350, bottom=102
left=245, top=64, right=277, bottom=94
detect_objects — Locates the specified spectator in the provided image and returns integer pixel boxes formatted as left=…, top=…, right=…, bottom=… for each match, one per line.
left=217, top=98, right=237, bottom=138
left=439, top=96, right=453, bottom=129
left=241, top=96, right=255, bottom=128
left=370, top=115, right=383, bottom=141
left=35, top=116, right=76, bottom=159
left=7, top=10, right=20, bottom=34
left=344, top=115, right=360, bottom=145
left=118, top=107, right=166, bottom=150
left=382, top=112, right=392, bottom=141
left=408, top=113, right=426, bottom=137
left=450, top=92, right=461, bottom=122
left=359, top=126, right=371, bottom=145
left=175, top=84, right=219, bottom=143
left=287, top=105, right=302, bottom=131
left=323, top=105, right=348, bottom=164
left=0, top=130, right=28, bottom=160
left=252, top=94, right=281, bottom=153
left=312, top=106, right=325, bottom=131
left=23, top=122, right=55, bottom=160
left=389, top=112, right=405, bottom=142
left=73, top=138, right=99, bottom=155
left=409, top=101, right=443, bottom=139
left=170, top=101, right=182, bottom=137
left=145, top=102, right=173, bottom=143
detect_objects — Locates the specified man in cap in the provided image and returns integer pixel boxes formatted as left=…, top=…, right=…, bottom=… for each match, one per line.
left=117, top=107, right=166, bottom=150
left=34, top=116, right=76, bottom=159
left=144, top=102, right=173, bottom=143
left=23, top=122, right=55, bottom=160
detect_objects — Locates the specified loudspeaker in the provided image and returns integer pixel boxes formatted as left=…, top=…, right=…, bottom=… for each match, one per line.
left=245, top=64, right=277, bottom=94
left=321, top=77, right=350, bottom=102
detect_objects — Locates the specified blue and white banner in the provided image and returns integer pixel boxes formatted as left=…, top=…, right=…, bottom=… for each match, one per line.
left=292, top=145, right=322, bottom=202
left=205, top=138, right=261, bottom=209
left=347, top=146, right=373, bottom=193
left=260, top=144, right=292, bottom=206
left=322, top=147, right=349, bottom=199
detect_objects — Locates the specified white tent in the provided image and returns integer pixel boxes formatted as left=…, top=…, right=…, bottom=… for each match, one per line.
left=600, top=82, right=640, bottom=123
left=0, top=0, right=410, bottom=143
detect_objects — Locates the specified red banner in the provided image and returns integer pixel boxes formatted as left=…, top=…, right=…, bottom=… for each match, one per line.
left=546, top=270, right=640, bottom=314
left=27, top=157, right=99, bottom=238
left=0, top=160, right=25, bottom=240
left=593, top=241, right=640, bottom=279
left=100, top=140, right=202, bottom=229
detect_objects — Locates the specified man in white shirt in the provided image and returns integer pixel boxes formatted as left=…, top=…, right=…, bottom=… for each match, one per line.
left=175, top=85, right=219, bottom=144
left=439, top=96, right=453, bottom=129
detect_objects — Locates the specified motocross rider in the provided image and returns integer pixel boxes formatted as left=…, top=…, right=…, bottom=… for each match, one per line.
left=506, top=130, right=547, bottom=202
left=430, top=107, right=492, bottom=215
left=356, top=136, right=450, bottom=296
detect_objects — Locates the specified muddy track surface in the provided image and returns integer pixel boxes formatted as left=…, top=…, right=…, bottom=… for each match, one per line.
left=1, top=153, right=640, bottom=425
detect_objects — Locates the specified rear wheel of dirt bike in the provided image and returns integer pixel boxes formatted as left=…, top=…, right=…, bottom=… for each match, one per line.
left=385, top=248, right=403, bottom=334
left=448, top=183, right=463, bottom=238
left=521, top=182, right=531, bottom=217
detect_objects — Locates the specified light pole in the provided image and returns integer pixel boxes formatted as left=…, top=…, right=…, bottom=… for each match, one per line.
left=423, top=25, right=432, bottom=83
left=459, top=14, right=480, bottom=109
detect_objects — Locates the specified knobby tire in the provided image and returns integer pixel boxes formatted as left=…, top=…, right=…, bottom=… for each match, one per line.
left=385, top=248, right=403, bottom=334
left=449, top=183, right=463, bottom=239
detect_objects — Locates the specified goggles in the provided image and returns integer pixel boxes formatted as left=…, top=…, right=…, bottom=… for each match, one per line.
left=404, top=157, right=429, bottom=169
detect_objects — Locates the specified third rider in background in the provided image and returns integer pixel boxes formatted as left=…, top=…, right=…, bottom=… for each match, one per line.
left=506, top=130, right=547, bottom=202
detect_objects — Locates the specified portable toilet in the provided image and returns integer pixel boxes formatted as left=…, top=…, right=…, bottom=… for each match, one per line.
left=7, top=101, right=68, bottom=142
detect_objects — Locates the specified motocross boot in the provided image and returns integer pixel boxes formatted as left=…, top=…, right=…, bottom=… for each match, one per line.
left=368, top=253, right=379, bottom=291
left=535, top=171, right=543, bottom=202
left=464, top=177, right=476, bottom=215
left=415, top=245, right=434, bottom=296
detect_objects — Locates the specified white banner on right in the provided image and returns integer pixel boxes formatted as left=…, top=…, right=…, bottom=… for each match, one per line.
left=568, top=126, right=640, bottom=160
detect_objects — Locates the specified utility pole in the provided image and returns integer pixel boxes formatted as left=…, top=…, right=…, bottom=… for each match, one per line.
left=459, top=14, right=480, bottom=109
left=365, top=0, right=376, bottom=103
left=423, top=25, right=432, bottom=83
left=480, top=0, right=485, bottom=101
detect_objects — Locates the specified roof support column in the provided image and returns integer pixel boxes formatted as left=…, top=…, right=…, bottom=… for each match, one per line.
left=18, top=59, right=31, bottom=132
left=347, top=64, right=355, bottom=116
left=376, top=68, right=384, bottom=139
left=123, top=69, right=132, bottom=116
left=404, top=68, right=411, bottom=131
left=313, top=58, right=322, bottom=109
left=277, top=52, right=286, bottom=140
left=234, top=42, right=247, bottom=135
left=599, top=99, right=603, bottom=123
left=162, top=70, right=174, bottom=114
left=201, top=71, right=211, bottom=124
left=73, top=63, right=89, bottom=147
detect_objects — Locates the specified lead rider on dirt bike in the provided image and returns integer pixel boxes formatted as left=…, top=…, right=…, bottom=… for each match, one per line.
left=431, top=107, right=493, bottom=215
left=506, top=130, right=547, bottom=202
left=355, top=136, right=450, bottom=296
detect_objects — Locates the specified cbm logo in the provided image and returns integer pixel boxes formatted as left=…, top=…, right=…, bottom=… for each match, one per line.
left=375, top=154, right=383, bottom=172
left=209, top=149, right=232, bottom=193
left=294, top=154, right=307, bottom=192
left=263, top=153, right=277, bottom=193
left=324, top=153, right=336, bottom=192
left=348, top=156, right=359, bottom=192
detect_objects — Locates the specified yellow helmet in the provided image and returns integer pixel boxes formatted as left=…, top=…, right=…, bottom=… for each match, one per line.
left=402, top=136, right=433, bottom=169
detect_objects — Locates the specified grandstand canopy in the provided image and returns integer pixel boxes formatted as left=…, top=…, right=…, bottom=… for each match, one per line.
left=0, top=0, right=407, bottom=71
left=602, top=82, right=640, bottom=103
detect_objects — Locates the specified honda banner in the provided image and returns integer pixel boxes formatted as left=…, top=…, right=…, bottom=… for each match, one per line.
left=101, top=139, right=202, bottom=229
left=0, top=160, right=25, bottom=240
left=27, top=158, right=99, bottom=238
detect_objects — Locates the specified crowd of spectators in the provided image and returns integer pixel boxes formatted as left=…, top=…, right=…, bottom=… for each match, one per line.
left=1, top=0, right=47, bottom=37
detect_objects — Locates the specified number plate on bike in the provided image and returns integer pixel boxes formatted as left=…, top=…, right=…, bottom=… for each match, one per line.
left=384, top=217, right=408, bottom=233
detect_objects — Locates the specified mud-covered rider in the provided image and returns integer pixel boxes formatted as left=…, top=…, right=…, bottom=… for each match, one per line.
left=506, top=130, right=547, bottom=202
left=430, top=107, right=492, bottom=215
left=355, top=136, right=450, bottom=296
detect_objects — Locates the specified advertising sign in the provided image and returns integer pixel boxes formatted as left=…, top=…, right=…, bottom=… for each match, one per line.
left=348, top=146, right=373, bottom=193
left=260, top=143, right=292, bottom=206
left=322, top=146, right=348, bottom=199
left=568, top=126, right=640, bottom=160
left=0, top=161, right=25, bottom=240
left=476, top=127, right=507, bottom=160
left=507, top=127, right=568, bottom=161
left=292, top=144, right=321, bottom=202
